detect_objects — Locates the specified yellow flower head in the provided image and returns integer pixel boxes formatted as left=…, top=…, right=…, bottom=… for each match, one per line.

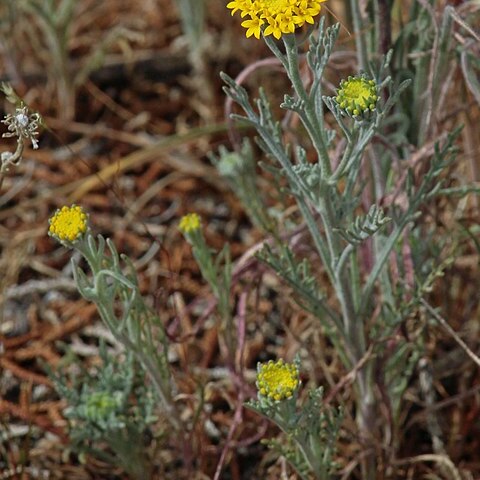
left=335, top=75, right=378, bottom=118
left=48, top=205, right=88, bottom=243
left=179, top=213, right=201, bottom=234
left=227, top=0, right=327, bottom=39
left=256, top=359, right=300, bottom=401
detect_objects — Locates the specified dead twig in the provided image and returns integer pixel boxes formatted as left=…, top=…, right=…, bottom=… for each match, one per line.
left=421, top=298, right=480, bottom=369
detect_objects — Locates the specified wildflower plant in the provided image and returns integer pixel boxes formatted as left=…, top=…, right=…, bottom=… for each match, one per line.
left=47, top=345, right=156, bottom=478
left=48, top=205, right=181, bottom=432
left=248, top=358, right=342, bottom=480
left=24, top=1, right=475, bottom=478
left=179, top=213, right=235, bottom=355
left=214, top=5, right=466, bottom=478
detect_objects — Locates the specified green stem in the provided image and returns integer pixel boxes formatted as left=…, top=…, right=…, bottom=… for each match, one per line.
left=329, top=127, right=357, bottom=183
left=282, top=26, right=368, bottom=384
left=295, top=196, right=333, bottom=281
left=360, top=217, right=409, bottom=317
left=349, top=250, right=361, bottom=312
left=318, top=195, right=364, bottom=361
left=349, top=0, right=370, bottom=73
left=356, top=363, right=377, bottom=480
left=370, top=149, right=395, bottom=307
left=282, top=34, right=332, bottom=177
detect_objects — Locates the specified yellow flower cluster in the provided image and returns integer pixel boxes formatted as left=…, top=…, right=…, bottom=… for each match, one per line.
left=227, top=0, right=326, bottom=39
left=256, top=359, right=300, bottom=401
left=335, top=75, right=378, bottom=117
left=48, top=205, right=88, bottom=243
left=179, top=213, right=201, bottom=234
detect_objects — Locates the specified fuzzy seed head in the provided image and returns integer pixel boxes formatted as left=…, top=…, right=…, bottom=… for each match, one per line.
left=2, top=106, right=41, bottom=149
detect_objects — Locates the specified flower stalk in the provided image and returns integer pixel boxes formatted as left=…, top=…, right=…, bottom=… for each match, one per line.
left=179, top=213, right=235, bottom=359
left=48, top=206, right=181, bottom=431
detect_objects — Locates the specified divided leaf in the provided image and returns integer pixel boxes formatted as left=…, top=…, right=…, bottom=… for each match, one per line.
left=337, top=205, right=391, bottom=245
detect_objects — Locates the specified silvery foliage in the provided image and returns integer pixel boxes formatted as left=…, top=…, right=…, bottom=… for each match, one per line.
left=48, top=345, right=156, bottom=478
left=216, top=15, right=461, bottom=480
left=69, top=233, right=181, bottom=430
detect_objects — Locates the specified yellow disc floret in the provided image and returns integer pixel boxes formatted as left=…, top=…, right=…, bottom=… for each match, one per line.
left=256, top=359, right=300, bottom=401
left=227, top=0, right=327, bottom=39
left=48, top=205, right=88, bottom=243
left=335, top=75, right=378, bottom=118
left=179, top=213, right=201, bottom=234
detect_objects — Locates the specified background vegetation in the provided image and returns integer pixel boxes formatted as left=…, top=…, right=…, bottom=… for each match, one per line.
left=0, top=0, right=479, bottom=478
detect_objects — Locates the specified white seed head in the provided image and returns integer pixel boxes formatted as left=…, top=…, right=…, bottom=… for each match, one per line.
left=15, top=112, right=29, bottom=127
